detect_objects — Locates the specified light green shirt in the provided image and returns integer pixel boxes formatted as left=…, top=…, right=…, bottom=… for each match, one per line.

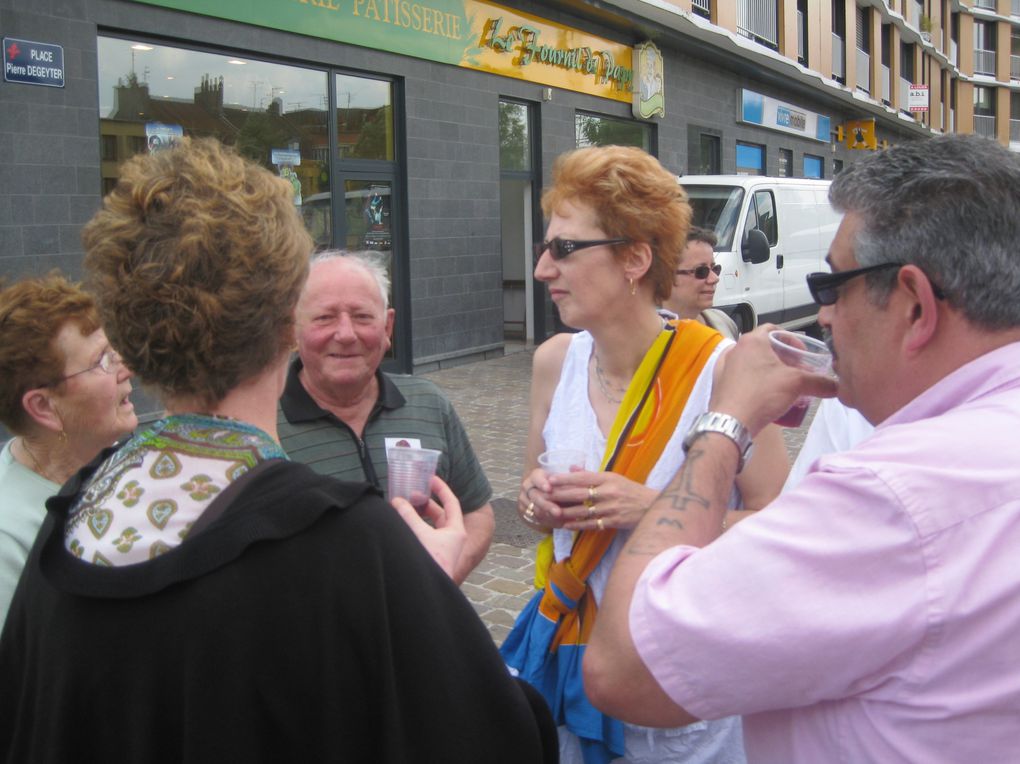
left=0, top=439, right=58, bottom=632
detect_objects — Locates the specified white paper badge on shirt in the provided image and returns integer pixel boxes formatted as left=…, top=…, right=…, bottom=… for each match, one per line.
left=385, top=437, right=422, bottom=457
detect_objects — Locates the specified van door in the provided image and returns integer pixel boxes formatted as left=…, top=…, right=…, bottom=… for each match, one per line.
left=775, top=186, right=821, bottom=325
left=740, top=188, right=783, bottom=325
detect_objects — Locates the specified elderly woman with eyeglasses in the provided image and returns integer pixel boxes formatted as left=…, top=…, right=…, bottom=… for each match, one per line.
left=662, top=225, right=740, bottom=340
left=500, top=145, right=789, bottom=764
left=0, top=273, right=136, bottom=630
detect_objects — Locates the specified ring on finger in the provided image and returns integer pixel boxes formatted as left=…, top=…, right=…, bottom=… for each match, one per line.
left=588, top=485, right=598, bottom=504
left=587, top=505, right=597, bottom=519
left=524, top=501, right=536, bottom=522
left=596, top=517, right=605, bottom=531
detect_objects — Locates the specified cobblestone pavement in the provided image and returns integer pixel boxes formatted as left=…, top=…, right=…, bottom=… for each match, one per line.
left=423, top=344, right=815, bottom=645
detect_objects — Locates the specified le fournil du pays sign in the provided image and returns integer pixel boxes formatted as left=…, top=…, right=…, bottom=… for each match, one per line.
left=131, top=0, right=639, bottom=104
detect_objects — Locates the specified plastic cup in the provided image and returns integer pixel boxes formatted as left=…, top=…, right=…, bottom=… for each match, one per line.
left=538, top=449, right=586, bottom=476
left=387, top=446, right=441, bottom=515
left=768, top=330, right=833, bottom=428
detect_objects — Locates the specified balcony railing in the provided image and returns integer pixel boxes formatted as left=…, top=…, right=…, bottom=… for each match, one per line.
left=832, top=34, right=846, bottom=80
left=856, top=50, right=871, bottom=93
left=950, top=108, right=955, bottom=133
left=1014, top=0, right=1020, bottom=17
left=1011, top=119, right=1020, bottom=143
left=899, top=77, right=911, bottom=113
left=692, top=0, right=711, bottom=17
left=882, top=64, right=891, bottom=103
left=973, top=0, right=996, bottom=9
left=974, top=114, right=997, bottom=138
left=1012, top=55, right=1020, bottom=80
left=737, top=0, right=779, bottom=49
left=974, top=49, right=996, bottom=76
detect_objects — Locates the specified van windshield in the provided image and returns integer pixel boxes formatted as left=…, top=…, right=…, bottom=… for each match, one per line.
left=683, top=185, right=745, bottom=251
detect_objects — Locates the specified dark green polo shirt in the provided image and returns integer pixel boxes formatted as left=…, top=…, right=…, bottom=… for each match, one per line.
left=277, top=359, right=492, bottom=513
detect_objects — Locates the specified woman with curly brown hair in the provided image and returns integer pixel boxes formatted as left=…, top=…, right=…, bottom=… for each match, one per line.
left=501, top=145, right=789, bottom=763
left=0, top=138, right=555, bottom=763
left=0, top=273, right=136, bottom=629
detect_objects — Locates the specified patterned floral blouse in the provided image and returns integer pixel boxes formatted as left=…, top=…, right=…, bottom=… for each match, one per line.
left=64, top=414, right=286, bottom=566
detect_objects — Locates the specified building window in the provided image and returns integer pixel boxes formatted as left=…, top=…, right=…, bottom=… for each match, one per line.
left=736, top=141, right=765, bottom=175
left=737, top=0, right=779, bottom=50
left=335, top=73, right=393, bottom=161
left=100, top=134, right=117, bottom=162
left=692, top=0, right=711, bottom=20
left=974, top=85, right=997, bottom=138
left=797, top=0, right=808, bottom=66
left=575, top=112, right=653, bottom=151
left=804, top=154, right=824, bottom=178
left=499, top=101, right=531, bottom=172
left=974, top=20, right=996, bottom=76
left=699, top=133, right=721, bottom=174
left=832, top=0, right=847, bottom=83
left=778, top=148, right=793, bottom=177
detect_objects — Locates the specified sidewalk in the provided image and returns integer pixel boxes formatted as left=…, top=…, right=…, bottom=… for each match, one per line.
left=423, top=344, right=814, bottom=645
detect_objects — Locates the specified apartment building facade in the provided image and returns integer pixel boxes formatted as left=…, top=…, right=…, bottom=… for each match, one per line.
left=2, top=0, right=1014, bottom=379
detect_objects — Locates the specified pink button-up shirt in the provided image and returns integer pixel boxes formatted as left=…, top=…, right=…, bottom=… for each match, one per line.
left=631, top=341, right=1020, bottom=763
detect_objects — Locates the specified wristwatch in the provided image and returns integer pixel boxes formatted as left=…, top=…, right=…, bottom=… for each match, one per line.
left=682, top=412, right=754, bottom=473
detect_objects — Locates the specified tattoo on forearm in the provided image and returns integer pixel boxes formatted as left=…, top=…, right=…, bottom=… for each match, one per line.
left=625, top=447, right=720, bottom=557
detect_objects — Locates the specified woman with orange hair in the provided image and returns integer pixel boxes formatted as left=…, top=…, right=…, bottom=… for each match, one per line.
left=502, top=145, right=788, bottom=763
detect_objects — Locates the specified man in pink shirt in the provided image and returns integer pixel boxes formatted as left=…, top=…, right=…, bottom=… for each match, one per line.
left=584, top=134, right=1020, bottom=763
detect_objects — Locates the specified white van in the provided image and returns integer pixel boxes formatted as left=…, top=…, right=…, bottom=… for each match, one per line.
left=680, top=176, right=842, bottom=332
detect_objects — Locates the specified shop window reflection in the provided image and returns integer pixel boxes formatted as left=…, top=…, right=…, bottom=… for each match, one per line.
left=97, top=37, right=329, bottom=240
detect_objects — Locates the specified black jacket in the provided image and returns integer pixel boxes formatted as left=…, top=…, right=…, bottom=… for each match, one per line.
left=0, top=455, right=555, bottom=763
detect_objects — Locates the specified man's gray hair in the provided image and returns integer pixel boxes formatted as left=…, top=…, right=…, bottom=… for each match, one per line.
left=829, top=133, right=1020, bottom=329
left=309, top=249, right=391, bottom=309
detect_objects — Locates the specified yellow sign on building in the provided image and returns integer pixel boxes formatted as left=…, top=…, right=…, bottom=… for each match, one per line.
left=844, top=118, right=877, bottom=150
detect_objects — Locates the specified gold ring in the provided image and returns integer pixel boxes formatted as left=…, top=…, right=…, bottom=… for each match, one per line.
left=588, top=485, right=598, bottom=503
left=524, top=502, right=536, bottom=522
left=596, top=517, right=605, bottom=531
left=587, top=505, right=597, bottom=518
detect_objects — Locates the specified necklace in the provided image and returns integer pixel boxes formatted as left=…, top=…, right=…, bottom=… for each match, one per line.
left=18, top=437, right=56, bottom=483
left=592, top=353, right=628, bottom=405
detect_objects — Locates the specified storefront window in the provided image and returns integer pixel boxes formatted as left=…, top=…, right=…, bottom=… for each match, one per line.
left=804, top=154, right=824, bottom=179
left=575, top=112, right=652, bottom=151
left=499, top=101, right=531, bottom=171
left=96, top=37, right=329, bottom=218
left=336, top=74, right=393, bottom=161
left=736, top=141, right=765, bottom=175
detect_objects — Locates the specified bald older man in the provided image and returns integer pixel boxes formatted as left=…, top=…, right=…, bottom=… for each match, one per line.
left=278, top=251, right=495, bottom=583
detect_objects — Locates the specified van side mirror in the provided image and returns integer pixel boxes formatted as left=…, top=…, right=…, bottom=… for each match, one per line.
left=741, top=228, right=770, bottom=264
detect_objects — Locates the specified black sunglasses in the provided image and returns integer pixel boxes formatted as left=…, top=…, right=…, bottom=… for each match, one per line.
left=807, top=262, right=947, bottom=306
left=533, top=237, right=630, bottom=263
left=676, top=263, right=722, bottom=279
left=806, top=262, right=904, bottom=306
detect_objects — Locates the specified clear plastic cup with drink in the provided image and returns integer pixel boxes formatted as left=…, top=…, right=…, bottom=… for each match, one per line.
left=387, top=446, right=441, bottom=515
left=768, top=330, right=833, bottom=428
left=538, top=449, right=586, bottom=476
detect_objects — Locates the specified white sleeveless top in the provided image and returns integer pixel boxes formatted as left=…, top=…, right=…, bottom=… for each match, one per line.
left=543, top=329, right=747, bottom=764
left=542, top=329, right=732, bottom=604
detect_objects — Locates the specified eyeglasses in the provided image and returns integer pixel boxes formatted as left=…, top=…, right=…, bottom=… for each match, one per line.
left=51, top=348, right=123, bottom=385
left=806, top=262, right=905, bottom=306
left=676, top=263, right=722, bottom=279
left=533, top=237, right=630, bottom=263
